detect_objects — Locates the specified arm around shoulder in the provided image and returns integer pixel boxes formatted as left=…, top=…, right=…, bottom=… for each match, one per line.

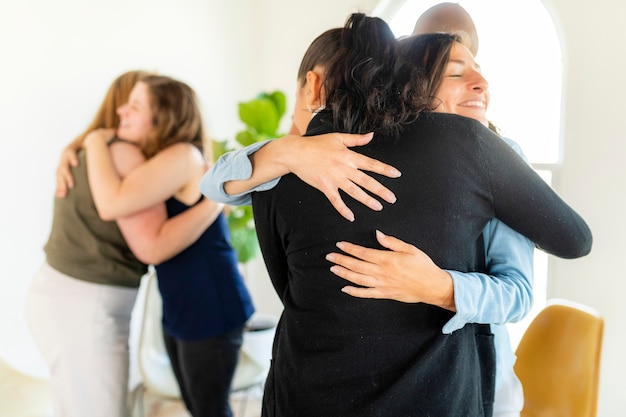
left=200, top=140, right=276, bottom=205
left=479, top=129, right=593, bottom=258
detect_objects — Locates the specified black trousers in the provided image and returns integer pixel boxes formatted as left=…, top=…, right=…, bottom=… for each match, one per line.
left=163, top=326, right=244, bottom=417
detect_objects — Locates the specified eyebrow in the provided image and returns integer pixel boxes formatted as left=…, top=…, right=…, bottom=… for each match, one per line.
left=129, top=97, right=144, bottom=109
left=448, top=58, right=482, bottom=72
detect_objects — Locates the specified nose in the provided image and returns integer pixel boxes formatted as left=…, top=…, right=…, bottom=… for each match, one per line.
left=116, top=103, right=127, bottom=116
left=471, top=71, right=489, bottom=92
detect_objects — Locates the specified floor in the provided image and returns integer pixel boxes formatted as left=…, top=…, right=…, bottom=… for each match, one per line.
left=139, top=386, right=263, bottom=417
left=0, top=358, right=262, bottom=417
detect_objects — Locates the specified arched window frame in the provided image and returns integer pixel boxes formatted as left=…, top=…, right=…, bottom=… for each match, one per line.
left=373, top=0, right=564, bottom=345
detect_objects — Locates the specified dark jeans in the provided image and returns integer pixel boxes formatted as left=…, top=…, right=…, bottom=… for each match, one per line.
left=163, top=326, right=244, bottom=417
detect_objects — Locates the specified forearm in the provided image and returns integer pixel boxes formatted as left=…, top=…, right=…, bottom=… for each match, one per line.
left=442, top=221, right=535, bottom=334
left=443, top=269, right=533, bottom=333
left=200, top=140, right=277, bottom=205
left=149, top=199, right=224, bottom=263
left=427, top=270, right=456, bottom=311
left=222, top=136, right=296, bottom=196
left=202, top=131, right=398, bottom=223
left=84, top=136, right=127, bottom=219
left=484, top=132, right=592, bottom=258
left=120, top=199, right=224, bottom=265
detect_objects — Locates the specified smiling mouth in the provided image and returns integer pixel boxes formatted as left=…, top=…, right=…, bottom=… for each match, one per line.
left=460, top=101, right=485, bottom=108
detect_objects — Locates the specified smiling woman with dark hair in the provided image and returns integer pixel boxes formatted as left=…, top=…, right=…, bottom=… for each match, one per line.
left=249, top=13, right=591, bottom=417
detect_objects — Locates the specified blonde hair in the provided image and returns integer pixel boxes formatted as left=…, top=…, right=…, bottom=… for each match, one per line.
left=76, top=70, right=151, bottom=143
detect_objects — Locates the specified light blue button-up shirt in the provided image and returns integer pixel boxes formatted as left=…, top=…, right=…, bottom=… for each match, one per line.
left=199, top=137, right=534, bottom=391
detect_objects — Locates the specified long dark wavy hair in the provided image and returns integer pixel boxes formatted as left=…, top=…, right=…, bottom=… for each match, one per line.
left=398, top=32, right=502, bottom=134
left=320, top=13, right=429, bottom=136
left=397, top=32, right=464, bottom=111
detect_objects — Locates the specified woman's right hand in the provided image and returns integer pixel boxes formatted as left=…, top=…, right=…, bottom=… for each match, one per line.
left=284, top=133, right=401, bottom=222
left=56, top=128, right=116, bottom=198
left=55, top=145, right=80, bottom=198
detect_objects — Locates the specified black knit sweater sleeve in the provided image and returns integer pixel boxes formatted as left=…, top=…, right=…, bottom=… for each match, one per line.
left=474, top=122, right=592, bottom=258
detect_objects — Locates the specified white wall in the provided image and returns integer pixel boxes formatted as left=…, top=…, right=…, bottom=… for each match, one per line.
left=0, top=0, right=376, bottom=382
left=0, top=0, right=258, bottom=378
left=1, top=0, right=624, bottom=415
left=545, top=1, right=626, bottom=415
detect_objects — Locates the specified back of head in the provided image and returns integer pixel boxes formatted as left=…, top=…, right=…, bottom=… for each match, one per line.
left=79, top=70, right=150, bottom=141
left=412, top=2, right=479, bottom=56
left=140, top=74, right=206, bottom=159
left=297, top=28, right=343, bottom=87
left=322, top=13, right=428, bottom=136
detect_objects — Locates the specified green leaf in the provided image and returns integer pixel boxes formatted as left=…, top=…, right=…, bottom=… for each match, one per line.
left=225, top=90, right=286, bottom=264
left=231, top=229, right=260, bottom=264
left=227, top=206, right=260, bottom=263
left=239, top=99, right=279, bottom=136
left=235, top=129, right=258, bottom=148
left=227, top=205, right=254, bottom=228
left=268, top=90, right=287, bottom=120
left=211, top=139, right=230, bottom=161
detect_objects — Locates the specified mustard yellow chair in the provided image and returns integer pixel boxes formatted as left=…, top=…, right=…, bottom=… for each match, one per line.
left=514, top=299, right=604, bottom=417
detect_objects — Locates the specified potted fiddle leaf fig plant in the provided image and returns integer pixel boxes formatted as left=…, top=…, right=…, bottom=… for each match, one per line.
left=212, top=90, right=287, bottom=264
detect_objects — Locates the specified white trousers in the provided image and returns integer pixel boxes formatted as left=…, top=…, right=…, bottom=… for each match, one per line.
left=493, top=366, right=524, bottom=417
left=26, top=263, right=138, bottom=417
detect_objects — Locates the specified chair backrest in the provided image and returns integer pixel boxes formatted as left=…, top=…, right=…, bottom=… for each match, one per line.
left=231, top=313, right=278, bottom=391
left=137, top=269, right=181, bottom=398
left=514, top=298, right=604, bottom=417
left=137, top=270, right=278, bottom=397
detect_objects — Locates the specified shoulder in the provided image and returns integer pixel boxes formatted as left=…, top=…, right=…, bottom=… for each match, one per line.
left=500, top=136, right=529, bottom=161
left=407, top=112, right=482, bottom=134
left=156, top=142, right=205, bottom=164
left=500, top=136, right=520, bottom=149
left=401, top=112, right=485, bottom=148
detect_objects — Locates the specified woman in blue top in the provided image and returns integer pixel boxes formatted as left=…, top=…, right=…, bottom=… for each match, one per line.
left=202, top=17, right=590, bottom=415
left=201, top=28, right=532, bottom=415
left=249, top=15, right=589, bottom=415
left=332, top=32, right=534, bottom=416
left=79, top=75, right=254, bottom=417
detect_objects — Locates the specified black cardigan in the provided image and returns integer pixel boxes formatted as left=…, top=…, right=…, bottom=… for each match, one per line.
left=252, top=111, right=592, bottom=417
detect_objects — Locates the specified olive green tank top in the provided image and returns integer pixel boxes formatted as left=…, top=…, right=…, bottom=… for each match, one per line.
left=44, top=141, right=147, bottom=288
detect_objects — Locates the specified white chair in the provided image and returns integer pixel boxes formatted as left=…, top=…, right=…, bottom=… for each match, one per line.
left=0, top=357, right=52, bottom=417
left=131, top=270, right=277, bottom=417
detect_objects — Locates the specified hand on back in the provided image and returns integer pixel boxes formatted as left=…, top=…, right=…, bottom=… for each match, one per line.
left=55, top=128, right=116, bottom=198
left=286, top=132, right=401, bottom=222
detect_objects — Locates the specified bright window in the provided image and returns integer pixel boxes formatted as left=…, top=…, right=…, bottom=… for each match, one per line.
left=374, top=0, right=563, bottom=347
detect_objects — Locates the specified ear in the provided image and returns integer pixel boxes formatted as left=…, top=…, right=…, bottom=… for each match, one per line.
left=305, top=69, right=324, bottom=110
